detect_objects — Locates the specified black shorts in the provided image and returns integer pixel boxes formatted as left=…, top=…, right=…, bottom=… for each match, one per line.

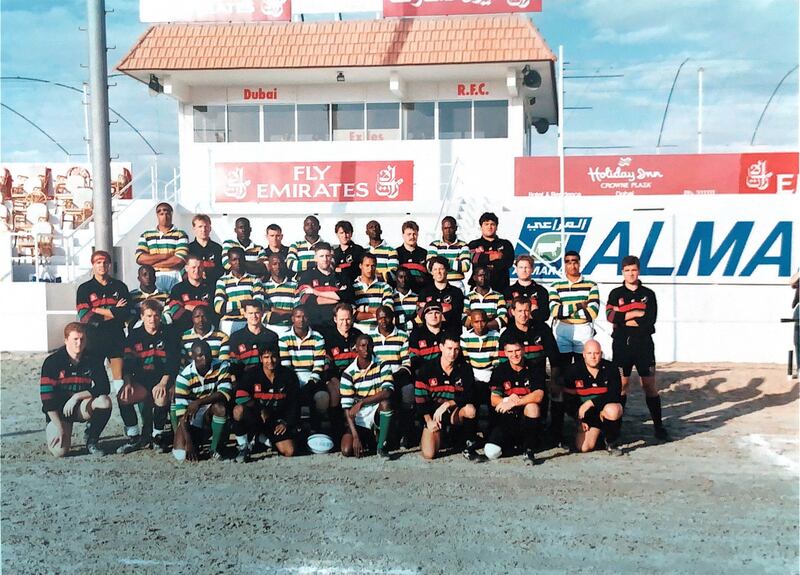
left=417, top=404, right=458, bottom=432
left=264, top=419, right=295, bottom=444
left=612, top=336, right=655, bottom=377
left=342, top=422, right=377, bottom=450
left=298, top=379, right=329, bottom=406
left=88, top=327, right=125, bottom=360
left=486, top=409, right=524, bottom=448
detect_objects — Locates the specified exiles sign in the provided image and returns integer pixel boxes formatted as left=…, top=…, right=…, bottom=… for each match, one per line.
left=515, top=152, right=798, bottom=196
left=215, top=161, right=414, bottom=203
left=384, top=0, right=542, bottom=17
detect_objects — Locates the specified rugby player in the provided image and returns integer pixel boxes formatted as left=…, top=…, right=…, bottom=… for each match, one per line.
left=40, top=323, right=113, bottom=457
left=415, top=333, right=479, bottom=461
left=286, top=215, right=324, bottom=276
left=76, top=250, right=129, bottom=394
left=296, top=242, right=353, bottom=332
left=392, top=267, right=420, bottom=332
left=227, top=299, right=278, bottom=381
left=187, top=214, right=224, bottom=287
left=563, top=339, right=623, bottom=455
left=409, top=302, right=447, bottom=376
left=486, top=339, right=546, bottom=464
left=263, top=253, right=298, bottom=336
left=214, top=246, right=266, bottom=336
left=464, top=265, right=507, bottom=331
left=232, top=346, right=299, bottom=461
left=340, top=335, right=394, bottom=459
left=259, top=223, right=290, bottom=270
left=172, top=340, right=233, bottom=462
left=468, top=212, right=514, bottom=293
left=128, top=264, right=169, bottom=329
left=460, top=309, right=500, bottom=409
left=135, top=202, right=189, bottom=292
left=427, top=216, right=471, bottom=291
left=418, top=256, right=464, bottom=333
left=396, top=220, right=430, bottom=292
left=222, top=217, right=265, bottom=276
left=606, top=255, right=669, bottom=441
left=180, top=306, right=229, bottom=364
left=365, top=219, right=398, bottom=283
left=353, top=253, right=394, bottom=334
left=504, top=255, right=550, bottom=325
left=322, top=303, right=362, bottom=442
left=117, top=299, right=180, bottom=454
left=332, top=220, right=365, bottom=284
left=165, top=254, right=212, bottom=335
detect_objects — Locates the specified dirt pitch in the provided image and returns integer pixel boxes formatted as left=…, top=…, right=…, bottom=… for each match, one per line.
left=1, top=353, right=798, bottom=575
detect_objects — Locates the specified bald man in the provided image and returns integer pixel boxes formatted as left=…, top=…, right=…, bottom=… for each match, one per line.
left=562, top=340, right=623, bottom=455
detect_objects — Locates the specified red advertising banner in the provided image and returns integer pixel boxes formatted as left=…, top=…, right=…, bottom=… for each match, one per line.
left=384, top=0, right=542, bottom=17
left=139, top=0, right=291, bottom=23
left=215, top=161, right=414, bottom=203
left=515, top=152, right=799, bottom=197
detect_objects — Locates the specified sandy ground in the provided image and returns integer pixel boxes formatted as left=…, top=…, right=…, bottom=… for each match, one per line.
left=1, top=352, right=798, bottom=575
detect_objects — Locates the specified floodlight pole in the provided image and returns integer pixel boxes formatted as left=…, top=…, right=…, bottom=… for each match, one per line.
left=697, top=67, right=703, bottom=154
left=87, top=0, right=113, bottom=254
left=558, top=45, right=565, bottom=265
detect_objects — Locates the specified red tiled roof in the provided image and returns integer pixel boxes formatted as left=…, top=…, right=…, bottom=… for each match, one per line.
left=117, top=15, right=555, bottom=71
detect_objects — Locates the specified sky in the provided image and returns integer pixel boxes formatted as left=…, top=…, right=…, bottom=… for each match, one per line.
left=1, top=0, right=798, bottom=183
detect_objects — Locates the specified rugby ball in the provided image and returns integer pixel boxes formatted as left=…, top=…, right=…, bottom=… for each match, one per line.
left=307, top=433, right=334, bottom=454
left=484, top=442, right=503, bottom=461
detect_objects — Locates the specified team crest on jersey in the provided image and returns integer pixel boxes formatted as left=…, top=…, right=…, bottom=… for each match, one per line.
left=135, top=343, right=144, bottom=351
left=182, top=294, right=190, bottom=301
left=332, top=347, right=340, bottom=355
left=89, top=293, right=98, bottom=301
left=428, top=377, right=437, bottom=385
left=312, top=280, right=319, bottom=287
left=239, top=344, right=247, bottom=353
left=254, top=384, right=262, bottom=393
left=575, top=379, right=585, bottom=388
left=504, top=381, right=511, bottom=390
left=419, top=340, right=427, bottom=347
left=59, top=370, right=66, bottom=379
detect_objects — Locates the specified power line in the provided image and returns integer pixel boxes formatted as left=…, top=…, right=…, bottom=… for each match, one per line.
left=0, top=103, right=73, bottom=157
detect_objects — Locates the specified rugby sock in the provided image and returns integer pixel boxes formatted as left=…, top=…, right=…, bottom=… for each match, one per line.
left=620, top=395, right=628, bottom=409
left=153, top=405, right=168, bottom=434
left=169, top=409, right=178, bottom=433
left=119, top=404, right=138, bottom=429
left=523, top=416, right=543, bottom=451
left=645, top=395, right=663, bottom=427
left=549, top=400, right=565, bottom=442
left=86, top=406, right=111, bottom=443
left=377, top=410, right=393, bottom=450
left=602, top=417, right=622, bottom=444
left=230, top=417, right=246, bottom=438
left=210, top=415, right=227, bottom=454
left=137, top=402, right=153, bottom=439
left=459, top=416, right=478, bottom=449
left=328, top=407, right=344, bottom=443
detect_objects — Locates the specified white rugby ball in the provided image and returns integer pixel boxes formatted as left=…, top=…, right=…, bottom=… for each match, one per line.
left=307, top=433, right=334, bottom=454
left=484, top=442, right=503, bottom=461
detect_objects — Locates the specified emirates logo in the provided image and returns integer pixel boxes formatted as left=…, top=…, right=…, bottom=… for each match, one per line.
left=375, top=165, right=404, bottom=199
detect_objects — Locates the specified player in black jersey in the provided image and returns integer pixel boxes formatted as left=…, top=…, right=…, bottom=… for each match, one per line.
left=296, top=242, right=354, bottom=332
left=333, top=220, right=365, bottom=284
left=187, top=214, right=224, bottom=286
left=165, top=254, right=213, bottom=335
left=228, top=300, right=279, bottom=381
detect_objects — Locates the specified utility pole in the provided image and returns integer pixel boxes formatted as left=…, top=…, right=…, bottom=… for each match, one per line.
left=87, top=0, right=113, bottom=253
left=697, top=67, right=703, bottom=153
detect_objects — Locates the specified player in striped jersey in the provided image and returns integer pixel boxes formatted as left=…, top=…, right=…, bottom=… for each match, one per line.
left=164, top=255, right=213, bottom=335
left=129, top=264, right=170, bottom=329
left=135, top=202, right=189, bottom=292
left=333, top=220, right=365, bottom=284
left=40, top=323, right=113, bottom=457
left=396, top=220, right=430, bottom=293
left=263, top=253, right=298, bottom=336
left=366, top=219, right=398, bottom=283
left=563, top=340, right=623, bottom=456
left=460, top=309, right=500, bottom=407
left=427, top=216, right=471, bottom=290
left=392, top=267, right=420, bottom=332
left=117, top=300, right=180, bottom=455
left=180, top=306, right=229, bottom=364
left=214, top=247, right=266, bottom=335
left=232, top=346, right=299, bottom=461
left=228, top=300, right=278, bottom=381
left=415, top=333, right=479, bottom=461
left=286, top=215, right=324, bottom=276
left=353, top=253, right=394, bottom=333
left=486, top=338, right=546, bottom=464
left=372, top=305, right=414, bottom=447
left=278, top=305, right=328, bottom=432
left=171, top=341, right=233, bottom=462
left=463, top=265, right=507, bottom=331
left=340, top=335, right=394, bottom=459
left=221, top=217, right=265, bottom=276
left=548, top=251, right=600, bottom=365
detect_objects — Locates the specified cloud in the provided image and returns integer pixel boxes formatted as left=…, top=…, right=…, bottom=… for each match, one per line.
left=593, top=25, right=672, bottom=45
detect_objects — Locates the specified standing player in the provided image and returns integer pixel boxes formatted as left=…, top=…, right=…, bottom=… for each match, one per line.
left=227, top=300, right=278, bottom=382
left=504, top=255, right=550, bottom=325
left=263, top=253, right=298, bottom=336
left=232, top=346, right=299, bottom=461
left=171, top=341, right=233, bottom=462
left=333, top=220, right=365, bottom=284
left=352, top=253, right=394, bottom=334
left=340, top=335, right=394, bottom=459
left=418, top=256, right=464, bottom=333
left=464, top=265, right=507, bottom=331
left=606, top=255, right=669, bottom=440
left=563, top=339, right=623, bottom=455
left=486, top=339, right=546, bottom=464
left=286, top=215, right=324, bottom=277
left=322, top=303, right=362, bottom=442
left=165, top=254, right=212, bottom=335
left=40, top=323, right=113, bottom=457
left=135, top=202, right=189, bottom=292
left=548, top=251, right=600, bottom=366
left=460, top=309, right=500, bottom=409
left=296, top=242, right=353, bottom=332
left=468, top=212, right=514, bottom=294
left=427, top=216, right=471, bottom=292
left=259, top=223, right=290, bottom=268
left=187, top=214, right=224, bottom=287
left=392, top=267, right=419, bottom=332
left=396, top=220, right=429, bottom=292
left=415, top=334, right=479, bottom=461
left=222, top=217, right=265, bottom=276
left=117, top=300, right=180, bottom=454
left=214, top=247, right=265, bottom=336
left=180, top=306, right=229, bottom=364
left=76, top=250, right=129, bottom=397
left=365, top=220, right=398, bottom=283
left=128, top=264, right=170, bottom=328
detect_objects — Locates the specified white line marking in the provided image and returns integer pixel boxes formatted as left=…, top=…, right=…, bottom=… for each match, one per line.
left=740, top=434, right=800, bottom=474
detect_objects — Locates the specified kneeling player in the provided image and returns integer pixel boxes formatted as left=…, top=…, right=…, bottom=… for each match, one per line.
left=172, top=341, right=233, bottom=462
left=340, top=335, right=394, bottom=459
left=232, top=346, right=299, bottom=461
left=486, top=339, right=545, bottom=464
left=415, top=334, right=479, bottom=461
left=563, top=340, right=623, bottom=455
left=40, top=323, right=113, bottom=457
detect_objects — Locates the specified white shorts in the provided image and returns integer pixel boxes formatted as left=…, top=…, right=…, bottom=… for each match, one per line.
left=155, top=270, right=182, bottom=292
left=296, top=372, right=318, bottom=388
left=472, top=368, right=492, bottom=384
left=354, top=403, right=380, bottom=430
left=219, top=319, right=247, bottom=336
left=554, top=322, right=595, bottom=353
left=188, top=404, right=210, bottom=428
